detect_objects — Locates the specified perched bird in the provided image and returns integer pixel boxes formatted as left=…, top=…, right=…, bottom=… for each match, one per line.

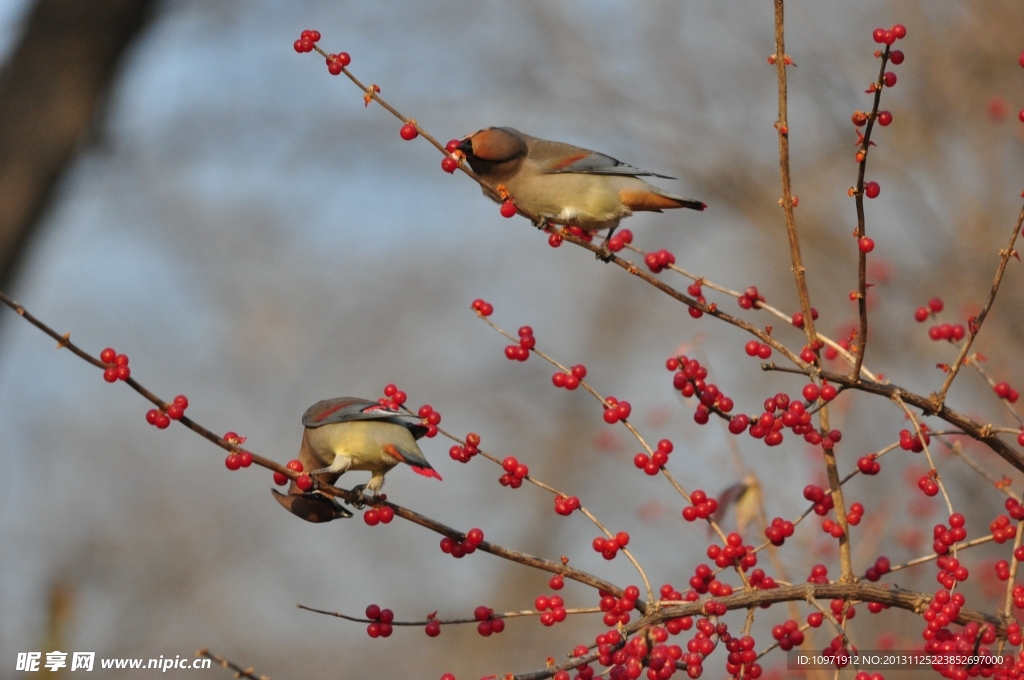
left=272, top=397, right=441, bottom=523
left=456, top=127, right=705, bottom=237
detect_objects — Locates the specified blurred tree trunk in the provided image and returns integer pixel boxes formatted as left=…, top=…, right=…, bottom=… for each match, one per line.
left=0, top=0, right=155, bottom=293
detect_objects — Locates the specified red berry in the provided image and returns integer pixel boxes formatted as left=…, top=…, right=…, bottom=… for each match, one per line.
left=115, top=365, right=130, bottom=380
left=296, top=474, right=313, bottom=491
left=474, top=605, right=491, bottom=621
left=425, top=620, right=441, bottom=637
left=441, top=157, right=458, bottom=173
left=286, top=459, right=303, bottom=473
left=1019, top=108, right=1024, bottom=123
left=336, top=52, right=351, bottom=66
left=744, top=340, right=760, bottom=356
left=239, top=451, right=253, bottom=467
left=872, top=28, right=886, bottom=43
left=877, top=111, right=892, bottom=126
left=891, top=24, right=906, bottom=39
left=445, top=139, right=461, bottom=153
left=500, top=200, right=516, bottom=218
left=365, top=604, right=381, bottom=620
left=858, top=237, right=875, bottom=252
left=914, top=307, right=928, bottom=322
left=571, top=364, right=587, bottom=379
left=615, top=531, right=630, bottom=547
left=400, top=123, right=418, bottom=140
left=802, top=384, right=820, bottom=401
left=864, top=181, right=880, bottom=198
left=155, top=414, right=170, bottom=429
left=881, top=30, right=896, bottom=45
left=103, top=367, right=118, bottom=382
left=996, top=382, right=1013, bottom=399
left=820, top=383, right=838, bottom=401
left=326, top=56, right=342, bottom=75
left=166, top=404, right=184, bottom=420
left=756, top=343, right=772, bottom=359
left=883, top=72, right=897, bottom=87
left=225, top=453, right=241, bottom=470
left=100, top=347, right=117, bottom=363
left=548, top=233, right=562, bottom=247
left=273, top=471, right=288, bottom=486
left=890, top=49, right=904, bottom=65
left=928, top=297, right=944, bottom=313
left=364, top=509, right=380, bottom=526
left=466, top=527, right=484, bottom=546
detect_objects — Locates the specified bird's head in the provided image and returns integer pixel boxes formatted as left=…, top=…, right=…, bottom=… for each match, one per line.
left=456, top=127, right=527, bottom=178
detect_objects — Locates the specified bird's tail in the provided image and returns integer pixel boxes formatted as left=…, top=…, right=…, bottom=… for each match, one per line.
left=619, top=188, right=707, bottom=213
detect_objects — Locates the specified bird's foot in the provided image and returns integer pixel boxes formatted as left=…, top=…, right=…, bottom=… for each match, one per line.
left=595, top=245, right=614, bottom=262
left=348, top=484, right=368, bottom=508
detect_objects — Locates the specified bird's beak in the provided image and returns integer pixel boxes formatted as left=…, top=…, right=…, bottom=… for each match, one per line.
left=456, top=137, right=474, bottom=155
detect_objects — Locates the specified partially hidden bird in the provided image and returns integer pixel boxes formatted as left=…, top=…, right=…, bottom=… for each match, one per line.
left=456, top=127, right=705, bottom=242
left=272, top=397, right=441, bottom=523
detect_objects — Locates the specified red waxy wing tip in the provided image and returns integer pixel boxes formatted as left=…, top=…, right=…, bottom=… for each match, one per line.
left=411, top=466, right=442, bottom=481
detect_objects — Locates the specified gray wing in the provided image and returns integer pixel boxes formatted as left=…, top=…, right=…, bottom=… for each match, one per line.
left=534, top=140, right=676, bottom=179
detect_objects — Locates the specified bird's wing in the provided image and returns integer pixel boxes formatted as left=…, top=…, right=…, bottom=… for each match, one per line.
left=302, top=397, right=416, bottom=428
left=531, top=139, right=676, bottom=179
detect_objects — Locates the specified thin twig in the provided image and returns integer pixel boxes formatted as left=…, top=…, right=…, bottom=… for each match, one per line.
left=196, top=649, right=269, bottom=680
left=935, top=204, right=1024, bottom=405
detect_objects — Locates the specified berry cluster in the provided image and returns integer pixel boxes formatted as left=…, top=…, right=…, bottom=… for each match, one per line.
left=601, top=396, right=632, bottom=424
left=831, top=599, right=857, bottom=624
left=633, top=439, right=674, bottom=476
left=737, top=286, right=764, bottom=310
left=378, top=383, right=407, bottom=411
left=145, top=395, right=190, bottom=430
left=552, top=364, right=587, bottom=390
left=791, top=307, right=819, bottom=329
left=899, top=425, right=930, bottom=452
left=448, top=432, right=481, bottom=463
left=667, top=355, right=737, bottom=424
left=645, top=249, right=676, bottom=274
left=846, top=501, right=865, bottom=526
left=743, top=340, right=772, bottom=360
left=100, top=347, right=131, bottom=382
left=499, top=455, right=529, bottom=488
left=592, top=531, right=630, bottom=561
left=803, top=485, right=835, bottom=516
left=864, top=555, right=891, bottom=581
left=681, top=490, right=718, bottom=522
left=747, top=568, right=777, bottom=592
left=821, top=517, right=845, bottom=539
left=684, top=283, right=707, bottom=319
left=364, top=604, right=394, bottom=638
left=553, top=494, right=580, bottom=515
left=324, top=50, right=351, bottom=75
left=363, top=505, right=396, bottom=526
left=730, top=391, right=835, bottom=449
left=856, top=452, right=882, bottom=475
left=931, top=513, right=967, bottom=554
left=706, top=532, right=756, bottom=571
left=470, top=298, right=494, bottom=316
left=292, top=29, right=320, bottom=53
left=764, top=517, right=795, bottom=546
left=916, top=471, right=939, bottom=497
left=223, top=431, right=254, bottom=470
left=415, top=404, right=441, bottom=438
left=504, top=326, right=535, bottom=361
left=533, top=594, right=567, bottom=627
left=994, top=381, right=1020, bottom=403
left=934, top=555, right=969, bottom=589
left=473, top=605, right=505, bottom=636
left=439, top=139, right=463, bottom=173
left=598, top=585, right=639, bottom=627
left=606, top=228, right=633, bottom=253
left=272, top=459, right=312, bottom=490
left=989, top=513, right=1017, bottom=544
left=770, top=620, right=805, bottom=651
left=438, top=527, right=484, bottom=558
